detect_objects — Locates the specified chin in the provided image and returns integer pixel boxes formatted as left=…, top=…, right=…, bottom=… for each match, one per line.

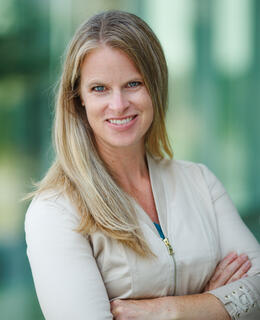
left=108, top=137, right=144, bottom=150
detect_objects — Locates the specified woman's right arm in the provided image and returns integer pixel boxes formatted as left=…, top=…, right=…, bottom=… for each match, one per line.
left=25, top=194, right=113, bottom=320
left=111, top=253, right=252, bottom=320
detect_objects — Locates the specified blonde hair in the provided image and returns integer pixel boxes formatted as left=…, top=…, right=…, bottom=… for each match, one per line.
left=29, top=10, right=172, bottom=257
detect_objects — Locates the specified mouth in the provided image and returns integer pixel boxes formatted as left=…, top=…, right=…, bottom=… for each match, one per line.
left=106, top=115, right=137, bottom=125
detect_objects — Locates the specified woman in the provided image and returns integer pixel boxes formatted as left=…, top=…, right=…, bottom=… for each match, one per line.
left=25, top=10, right=260, bottom=320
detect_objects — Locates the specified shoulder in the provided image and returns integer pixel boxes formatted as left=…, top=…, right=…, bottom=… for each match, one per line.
left=172, top=159, right=217, bottom=186
left=27, top=189, right=77, bottom=214
left=150, top=155, right=213, bottom=181
left=149, top=155, right=226, bottom=201
left=25, top=190, right=80, bottom=239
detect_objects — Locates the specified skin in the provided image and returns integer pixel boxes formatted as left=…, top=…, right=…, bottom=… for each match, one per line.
left=80, top=45, right=153, bottom=156
left=80, top=45, right=159, bottom=222
left=110, top=252, right=251, bottom=320
left=79, top=45, right=252, bottom=320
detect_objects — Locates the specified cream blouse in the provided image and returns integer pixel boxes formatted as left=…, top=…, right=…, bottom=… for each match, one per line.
left=25, top=155, right=260, bottom=320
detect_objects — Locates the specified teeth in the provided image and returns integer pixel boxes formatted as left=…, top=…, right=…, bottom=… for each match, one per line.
left=108, top=117, right=134, bottom=125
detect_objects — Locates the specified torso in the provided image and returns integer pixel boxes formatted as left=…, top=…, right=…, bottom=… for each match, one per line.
left=125, top=176, right=160, bottom=225
left=89, top=156, right=222, bottom=299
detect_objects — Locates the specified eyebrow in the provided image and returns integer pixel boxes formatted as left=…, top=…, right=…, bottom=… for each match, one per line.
left=85, top=80, right=106, bottom=87
left=85, top=77, right=143, bottom=88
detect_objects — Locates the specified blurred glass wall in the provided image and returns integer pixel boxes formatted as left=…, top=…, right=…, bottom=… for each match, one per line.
left=0, top=0, right=259, bottom=319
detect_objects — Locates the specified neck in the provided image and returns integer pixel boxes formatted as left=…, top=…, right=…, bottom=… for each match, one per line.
left=97, top=143, right=149, bottom=190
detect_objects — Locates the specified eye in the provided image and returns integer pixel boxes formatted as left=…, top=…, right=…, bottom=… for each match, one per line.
left=127, top=81, right=141, bottom=88
left=92, top=85, right=105, bottom=92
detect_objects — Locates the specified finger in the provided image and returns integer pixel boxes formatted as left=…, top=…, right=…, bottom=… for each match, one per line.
left=203, top=254, right=250, bottom=292
left=226, top=260, right=251, bottom=284
left=110, top=300, right=123, bottom=317
left=210, top=252, right=238, bottom=282
left=214, top=254, right=249, bottom=286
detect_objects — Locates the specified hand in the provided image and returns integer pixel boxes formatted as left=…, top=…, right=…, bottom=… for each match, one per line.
left=111, top=299, right=154, bottom=320
left=203, top=252, right=251, bottom=292
left=110, top=297, right=177, bottom=320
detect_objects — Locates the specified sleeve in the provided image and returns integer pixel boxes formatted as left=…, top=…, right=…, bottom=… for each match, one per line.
left=198, top=164, right=260, bottom=320
left=24, top=195, right=113, bottom=320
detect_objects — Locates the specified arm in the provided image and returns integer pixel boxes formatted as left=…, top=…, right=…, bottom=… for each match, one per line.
left=199, top=164, right=260, bottom=320
left=111, top=165, right=260, bottom=320
left=111, top=252, right=250, bottom=320
left=25, top=193, right=113, bottom=320
left=111, top=294, right=230, bottom=320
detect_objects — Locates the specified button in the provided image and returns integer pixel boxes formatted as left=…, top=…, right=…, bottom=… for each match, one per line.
left=232, top=291, right=236, bottom=295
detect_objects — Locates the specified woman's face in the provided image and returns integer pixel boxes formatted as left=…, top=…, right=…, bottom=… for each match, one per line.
left=80, top=45, right=153, bottom=154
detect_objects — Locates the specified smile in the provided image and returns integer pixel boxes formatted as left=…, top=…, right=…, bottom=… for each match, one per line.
left=107, top=116, right=136, bottom=125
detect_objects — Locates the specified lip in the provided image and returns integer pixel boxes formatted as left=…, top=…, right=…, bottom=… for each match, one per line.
left=106, top=114, right=137, bottom=121
left=106, top=114, right=138, bottom=131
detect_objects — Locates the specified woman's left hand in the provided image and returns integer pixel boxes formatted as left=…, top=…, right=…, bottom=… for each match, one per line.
left=110, top=297, right=176, bottom=320
left=203, top=251, right=251, bottom=292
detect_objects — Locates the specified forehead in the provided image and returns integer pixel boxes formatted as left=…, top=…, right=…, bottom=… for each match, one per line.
left=80, top=45, right=141, bottom=82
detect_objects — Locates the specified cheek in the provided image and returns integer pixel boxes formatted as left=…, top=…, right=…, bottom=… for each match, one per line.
left=84, top=103, right=97, bottom=128
left=84, top=103, right=107, bottom=137
left=85, top=108, right=98, bottom=129
left=84, top=98, right=100, bottom=119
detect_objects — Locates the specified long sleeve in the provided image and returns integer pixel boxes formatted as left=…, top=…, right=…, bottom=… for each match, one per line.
left=199, top=164, right=260, bottom=320
left=24, top=193, right=113, bottom=320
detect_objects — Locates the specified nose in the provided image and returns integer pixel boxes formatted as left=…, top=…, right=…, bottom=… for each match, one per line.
left=108, top=90, right=129, bottom=113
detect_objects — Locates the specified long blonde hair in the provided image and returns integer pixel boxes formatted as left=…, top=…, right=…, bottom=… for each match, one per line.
left=29, top=10, right=172, bottom=257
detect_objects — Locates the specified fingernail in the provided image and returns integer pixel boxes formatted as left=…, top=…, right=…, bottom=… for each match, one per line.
left=242, top=274, right=248, bottom=278
left=230, top=252, right=237, bottom=258
left=244, top=260, right=251, bottom=267
left=241, top=254, right=248, bottom=260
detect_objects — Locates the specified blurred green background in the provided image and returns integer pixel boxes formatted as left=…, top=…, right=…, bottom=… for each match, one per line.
left=0, top=0, right=259, bottom=319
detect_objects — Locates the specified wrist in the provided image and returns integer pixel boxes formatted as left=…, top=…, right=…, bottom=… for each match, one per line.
left=155, top=296, right=180, bottom=320
left=156, top=294, right=231, bottom=320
